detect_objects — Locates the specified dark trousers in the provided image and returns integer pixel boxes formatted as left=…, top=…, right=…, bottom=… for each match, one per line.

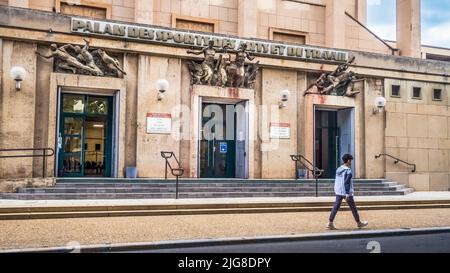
left=329, top=195, right=361, bottom=223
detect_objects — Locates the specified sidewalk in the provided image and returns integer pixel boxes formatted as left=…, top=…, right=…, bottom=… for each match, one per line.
left=1, top=192, right=450, bottom=208
left=1, top=207, right=450, bottom=251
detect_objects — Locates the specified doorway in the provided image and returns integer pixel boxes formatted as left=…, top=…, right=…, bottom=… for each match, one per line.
left=199, top=101, right=248, bottom=178
left=314, top=107, right=355, bottom=178
left=57, top=93, right=114, bottom=177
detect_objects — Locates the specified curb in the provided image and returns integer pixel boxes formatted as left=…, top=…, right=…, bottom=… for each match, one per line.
left=1, top=201, right=450, bottom=220
left=2, top=227, right=450, bottom=253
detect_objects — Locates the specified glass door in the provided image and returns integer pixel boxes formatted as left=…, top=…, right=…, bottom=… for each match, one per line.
left=58, top=93, right=113, bottom=177
left=59, top=94, right=85, bottom=177
left=199, top=103, right=236, bottom=178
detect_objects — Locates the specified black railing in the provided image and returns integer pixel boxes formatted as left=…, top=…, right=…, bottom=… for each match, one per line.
left=160, top=151, right=185, bottom=199
left=375, top=153, right=416, bottom=173
left=290, top=155, right=324, bottom=197
left=0, top=148, right=55, bottom=178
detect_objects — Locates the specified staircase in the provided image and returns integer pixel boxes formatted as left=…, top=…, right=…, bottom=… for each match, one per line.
left=0, top=178, right=414, bottom=200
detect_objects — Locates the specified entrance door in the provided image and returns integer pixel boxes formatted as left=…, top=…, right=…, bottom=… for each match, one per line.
left=58, top=93, right=113, bottom=177
left=235, top=101, right=248, bottom=179
left=315, top=108, right=355, bottom=178
left=199, top=103, right=239, bottom=178
left=337, top=108, right=356, bottom=175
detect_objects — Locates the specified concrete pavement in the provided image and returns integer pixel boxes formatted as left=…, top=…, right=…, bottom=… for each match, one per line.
left=1, top=192, right=450, bottom=220
left=2, top=207, right=450, bottom=251
left=1, top=192, right=450, bottom=207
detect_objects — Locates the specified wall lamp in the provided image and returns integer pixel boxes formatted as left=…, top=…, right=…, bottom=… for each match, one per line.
left=10, top=66, right=27, bottom=91
left=156, top=79, right=169, bottom=101
left=373, top=96, right=387, bottom=115
left=279, top=90, right=291, bottom=109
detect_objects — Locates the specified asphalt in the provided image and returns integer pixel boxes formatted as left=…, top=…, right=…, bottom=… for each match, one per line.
left=136, top=231, right=450, bottom=253
left=3, top=227, right=450, bottom=253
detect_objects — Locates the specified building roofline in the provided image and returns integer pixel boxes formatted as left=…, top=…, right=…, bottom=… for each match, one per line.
left=345, top=11, right=398, bottom=54
left=384, top=39, right=450, bottom=51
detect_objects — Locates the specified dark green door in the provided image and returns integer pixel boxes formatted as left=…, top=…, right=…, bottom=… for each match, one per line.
left=200, top=139, right=236, bottom=178
left=199, top=103, right=236, bottom=178
left=58, top=94, right=113, bottom=177
left=315, top=110, right=339, bottom=179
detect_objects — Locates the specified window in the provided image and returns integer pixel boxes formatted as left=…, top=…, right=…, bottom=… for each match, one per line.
left=270, top=28, right=308, bottom=45
left=87, top=97, right=108, bottom=115
left=433, top=89, right=443, bottom=101
left=56, top=1, right=111, bottom=19
left=172, top=15, right=218, bottom=33
left=61, top=3, right=107, bottom=19
left=412, top=87, right=422, bottom=99
left=391, top=85, right=401, bottom=98
left=63, top=95, right=85, bottom=114
left=273, top=32, right=306, bottom=45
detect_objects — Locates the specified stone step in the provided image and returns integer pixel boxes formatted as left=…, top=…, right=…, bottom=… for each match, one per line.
left=55, top=179, right=390, bottom=184
left=53, top=182, right=391, bottom=188
left=0, top=191, right=407, bottom=200
left=18, top=186, right=401, bottom=194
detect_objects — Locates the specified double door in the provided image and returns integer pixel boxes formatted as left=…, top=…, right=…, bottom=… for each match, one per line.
left=58, top=93, right=113, bottom=177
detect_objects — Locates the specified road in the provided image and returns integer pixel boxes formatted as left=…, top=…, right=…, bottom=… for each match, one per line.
left=131, top=232, right=450, bottom=253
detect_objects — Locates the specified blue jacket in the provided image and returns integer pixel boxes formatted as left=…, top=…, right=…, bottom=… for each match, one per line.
left=334, top=165, right=354, bottom=196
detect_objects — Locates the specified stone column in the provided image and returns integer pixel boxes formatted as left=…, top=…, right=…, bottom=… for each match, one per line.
left=396, top=0, right=421, bottom=58
left=325, top=0, right=346, bottom=49
left=135, top=0, right=153, bottom=25
left=8, top=0, right=29, bottom=8
left=238, top=0, right=257, bottom=38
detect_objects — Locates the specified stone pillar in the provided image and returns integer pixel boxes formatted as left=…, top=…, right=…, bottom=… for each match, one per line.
left=135, top=0, right=153, bottom=25
left=396, top=0, right=421, bottom=58
left=356, top=0, right=367, bottom=25
left=0, top=41, right=37, bottom=178
left=8, top=0, right=29, bottom=8
left=238, top=0, right=257, bottom=38
left=325, top=0, right=346, bottom=49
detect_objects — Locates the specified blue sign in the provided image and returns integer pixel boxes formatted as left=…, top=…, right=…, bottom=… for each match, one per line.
left=220, top=142, right=228, bottom=154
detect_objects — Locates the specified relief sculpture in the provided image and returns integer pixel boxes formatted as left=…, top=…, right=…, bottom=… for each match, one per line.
left=304, top=56, right=364, bottom=97
left=187, top=42, right=260, bottom=89
left=36, top=40, right=126, bottom=77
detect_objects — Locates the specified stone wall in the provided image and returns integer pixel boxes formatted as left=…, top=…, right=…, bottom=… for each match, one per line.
left=385, top=78, right=450, bottom=191
left=0, top=177, right=55, bottom=193
left=0, top=40, right=37, bottom=179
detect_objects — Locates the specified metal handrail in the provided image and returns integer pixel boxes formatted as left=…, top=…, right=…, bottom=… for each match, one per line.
left=375, top=153, right=416, bottom=173
left=290, top=155, right=324, bottom=178
left=160, top=151, right=185, bottom=199
left=0, top=148, right=55, bottom=178
left=290, top=155, right=324, bottom=197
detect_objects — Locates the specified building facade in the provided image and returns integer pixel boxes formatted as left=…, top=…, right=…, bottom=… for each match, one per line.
left=0, top=0, right=450, bottom=192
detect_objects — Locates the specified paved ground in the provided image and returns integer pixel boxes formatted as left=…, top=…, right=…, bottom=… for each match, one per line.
left=0, top=192, right=449, bottom=208
left=136, top=232, right=450, bottom=253
left=1, top=207, right=450, bottom=250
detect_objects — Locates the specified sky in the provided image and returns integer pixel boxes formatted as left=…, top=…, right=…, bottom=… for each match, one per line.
left=367, top=0, right=450, bottom=48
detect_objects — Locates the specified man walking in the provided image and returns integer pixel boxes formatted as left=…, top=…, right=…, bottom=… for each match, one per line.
left=327, top=154, right=368, bottom=230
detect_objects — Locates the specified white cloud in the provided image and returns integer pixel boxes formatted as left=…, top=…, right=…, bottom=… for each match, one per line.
left=422, top=22, right=450, bottom=47
left=369, top=24, right=396, bottom=41
left=367, top=0, right=382, bottom=6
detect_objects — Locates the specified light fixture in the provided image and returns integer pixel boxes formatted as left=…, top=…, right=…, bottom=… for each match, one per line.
left=279, top=90, right=290, bottom=109
left=156, top=79, right=170, bottom=101
left=373, top=96, right=387, bottom=115
left=10, top=66, right=26, bottom=91
left=93, top=124, right=104, bottom=128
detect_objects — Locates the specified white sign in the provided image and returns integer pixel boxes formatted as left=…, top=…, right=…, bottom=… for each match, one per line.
left=147, top=113, right=172, bottom=134
left=270, top=123, right=291, bottom=139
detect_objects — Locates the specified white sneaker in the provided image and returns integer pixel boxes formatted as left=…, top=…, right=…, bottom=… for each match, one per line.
left=327, top=222, right=337, bottom=230
left=357, top=221, right=369, bottom=229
